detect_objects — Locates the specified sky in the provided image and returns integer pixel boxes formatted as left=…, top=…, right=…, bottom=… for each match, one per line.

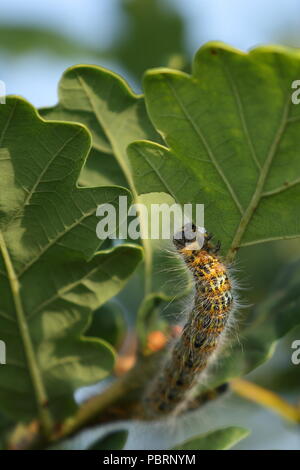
left=2, top=0, right=300, bottom=107
left=174, top=0, right=300, bottom=52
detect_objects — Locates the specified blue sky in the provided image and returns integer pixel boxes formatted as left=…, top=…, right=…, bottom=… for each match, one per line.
left=174, top=0, right=300, bottom=52
left=2, top=0, right=300, bottom=107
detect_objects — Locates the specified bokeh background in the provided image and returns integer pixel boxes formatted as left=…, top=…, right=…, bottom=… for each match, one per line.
left=1, top=0, right=299, bottom=450
left=3, top=0, right=300, bottom=107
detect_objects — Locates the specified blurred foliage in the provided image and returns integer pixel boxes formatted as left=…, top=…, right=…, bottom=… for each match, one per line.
left=0, top=0, right=189, bottom=82
left=111, top=0, right=188, bottom=80
left=0, top=26, right=95, bottom=57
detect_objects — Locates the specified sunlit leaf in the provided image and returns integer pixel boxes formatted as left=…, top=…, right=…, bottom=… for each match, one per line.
left=0, top=97, right=142, bottom=428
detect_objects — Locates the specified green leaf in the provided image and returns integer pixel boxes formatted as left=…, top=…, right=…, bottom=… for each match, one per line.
left=87, top=430, right=128, bottom=450
left=40, top=67, right=191, bottom=302
left=40, top=104, right=113, bottom=159
left=86, top=302, right=126, bottom=349
left=127, top=42, right=300, bottom=392
left=172, top=426, right=249, bottom=450
left=40, top=66, right=158, bottom=295
left=79, top=148, right=128, bottom=189
left=134, top=191, right=192, bottom=297
left=39, top=65, right=160, bottom=188
left=206, top=258, right=300, bottom=388
left=0, top=97, right=142, bottom=429
left=129, top=42, right=300, bottom=259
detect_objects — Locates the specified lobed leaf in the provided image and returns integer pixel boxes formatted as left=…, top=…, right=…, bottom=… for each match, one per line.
left=40, top=66, right=190, bottom=301
left=129, top=42, right=300, bottom=258
left=127, top=42, right=300, bottom=388
left=0, top=97, right=142, bottom=426
left=172, top=426, right=250, bottom=450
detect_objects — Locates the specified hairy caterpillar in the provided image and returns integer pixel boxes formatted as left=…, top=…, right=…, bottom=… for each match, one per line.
left=143, top=224, right=235, bottom=418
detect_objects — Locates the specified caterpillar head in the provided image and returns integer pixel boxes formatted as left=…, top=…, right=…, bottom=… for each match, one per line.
left=173, top=223, right=204, bottom=251
left=173, top=224, right=221, bottom=254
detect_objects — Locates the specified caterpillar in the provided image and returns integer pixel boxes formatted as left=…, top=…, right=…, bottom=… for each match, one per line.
left=143, top=224, right=235, bottom=418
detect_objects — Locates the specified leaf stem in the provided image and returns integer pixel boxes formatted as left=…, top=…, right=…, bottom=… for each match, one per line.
left=54, top=352, right=161, bottom=441
left=57, top=377, right=128, bottom=438
left=231, top=379, right=300, bottom=424
left=0, top=230, right=53, bottom=437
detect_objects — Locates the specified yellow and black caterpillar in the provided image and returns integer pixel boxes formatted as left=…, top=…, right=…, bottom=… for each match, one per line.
left=143, top=224, right=234, bottom=417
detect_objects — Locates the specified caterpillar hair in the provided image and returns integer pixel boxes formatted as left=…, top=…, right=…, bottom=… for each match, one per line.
left=143, top=223, right=236, bottom=418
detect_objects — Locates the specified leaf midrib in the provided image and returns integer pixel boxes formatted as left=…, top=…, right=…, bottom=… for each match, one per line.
left=226, top=95, right=291, bottom=262
left=28, top=247, right=126, bottom=320
left=0, top=230, right=52, bottom=434
left=18, top=203, right=98, bottom=277
left=75, top=72, right=154, bottom=294
left=153, top=73, right=296, bottom=259
left=6, top=128, right=83, bottom=228
left=76, top=73, right=135, bottom=189
left=163, top=76, right=244, bottom=215
left=0, top=101, right=17, bottom=147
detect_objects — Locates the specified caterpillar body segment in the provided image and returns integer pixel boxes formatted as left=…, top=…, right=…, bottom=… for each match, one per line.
left=143, top=225, right=234, bottom=418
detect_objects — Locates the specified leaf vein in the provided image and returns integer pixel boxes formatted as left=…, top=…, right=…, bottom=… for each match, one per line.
left=164, top=77, right=244, bottom=215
